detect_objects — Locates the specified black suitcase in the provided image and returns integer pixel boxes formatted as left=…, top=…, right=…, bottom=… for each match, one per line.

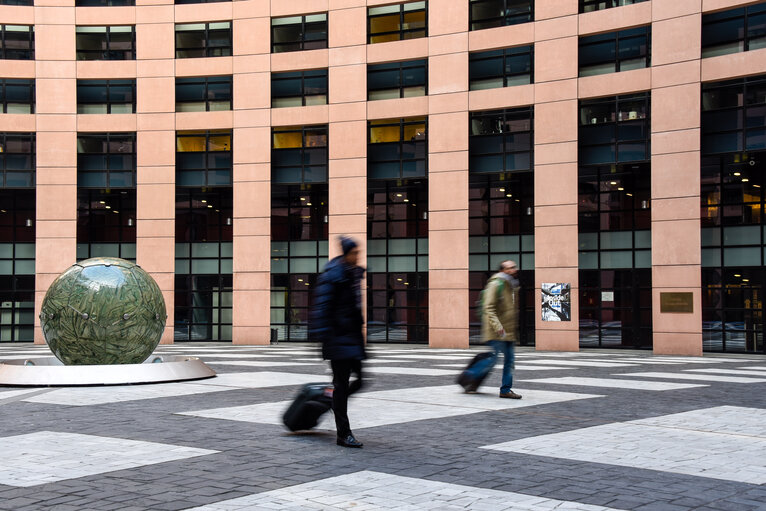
left=282, top=382, right=334, bottom=431
left=456, top=352, right=495, bottom=392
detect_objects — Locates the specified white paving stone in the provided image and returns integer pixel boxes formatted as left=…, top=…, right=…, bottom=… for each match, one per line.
left=434, top=364, right=571, bottom=371
left=206, top=361, right=321, bottom=368
left=685, top=368, right=766, bottom=377
left=482, top=406, right=766, bottom=484
left=187, top=470, right=622, bottom=511
left=23, top=382, right=230, bottom=406
left=620, top=372, right=766, bottom=383
left=363, top=366, right=457, bottom=376
left=518, top=360, right=636, bottom=368
left=737, top=366, right=766, bottom=371
left=191, top=372, right=330, bottom=389
left=383, top=354, right=478, bottom=360
left=0, top=431, right=217, bottom=487
left=520, top=377, right=706, bottom=391
left=0, top=389, right=46, bottom=401
left=177, top=386, right=601, bottom=429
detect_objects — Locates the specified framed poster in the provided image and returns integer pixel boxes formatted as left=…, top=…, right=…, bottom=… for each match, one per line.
left=542, top=283, right=571, bottom=321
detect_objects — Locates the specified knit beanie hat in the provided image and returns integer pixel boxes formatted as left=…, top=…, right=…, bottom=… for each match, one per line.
left=340, top=236, right=358, bottom=255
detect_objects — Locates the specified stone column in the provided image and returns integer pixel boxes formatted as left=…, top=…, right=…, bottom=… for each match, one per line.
left=533, top=1, right=580, bottom=351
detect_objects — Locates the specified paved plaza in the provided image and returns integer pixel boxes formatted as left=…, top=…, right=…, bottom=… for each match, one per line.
left=0, top=344, right=765, bottom=510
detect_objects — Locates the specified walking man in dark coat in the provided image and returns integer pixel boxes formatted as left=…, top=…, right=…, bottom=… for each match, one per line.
left=310, top=236, right=366, bottom=448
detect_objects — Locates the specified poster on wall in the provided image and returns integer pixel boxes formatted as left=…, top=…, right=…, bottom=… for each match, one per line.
left=541, top=283, right=571, bottom=322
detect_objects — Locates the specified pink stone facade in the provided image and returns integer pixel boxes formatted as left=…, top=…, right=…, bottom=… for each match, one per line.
left=2, top=0, right=763, bottom=354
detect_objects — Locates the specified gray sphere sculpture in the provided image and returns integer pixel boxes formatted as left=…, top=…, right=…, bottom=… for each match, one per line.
left=39, top=257, right=167, bottom=365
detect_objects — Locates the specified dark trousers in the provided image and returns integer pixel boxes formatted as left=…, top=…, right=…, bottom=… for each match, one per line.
left=330, top=358, right=363, bottom=438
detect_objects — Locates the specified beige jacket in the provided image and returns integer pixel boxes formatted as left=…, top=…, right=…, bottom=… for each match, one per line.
left=480, top=273, right=519, bottom=343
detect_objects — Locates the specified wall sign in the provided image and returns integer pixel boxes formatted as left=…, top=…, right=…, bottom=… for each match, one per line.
left=660, top=292, right=694, bottom=313
left=542, top=283, right=571, bottom=321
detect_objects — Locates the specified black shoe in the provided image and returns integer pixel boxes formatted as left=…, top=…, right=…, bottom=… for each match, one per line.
left=499, top=390, right=522, bottom=399
left=337, top=434, right=363, bottom=448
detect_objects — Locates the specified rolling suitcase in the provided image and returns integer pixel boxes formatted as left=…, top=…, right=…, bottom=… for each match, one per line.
left=456, top=352, right=495, bottom=392
left=282, top=382, right=334, bottom=431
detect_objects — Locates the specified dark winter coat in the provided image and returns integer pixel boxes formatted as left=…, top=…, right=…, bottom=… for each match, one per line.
left=309, top=255, right=366, bottom=361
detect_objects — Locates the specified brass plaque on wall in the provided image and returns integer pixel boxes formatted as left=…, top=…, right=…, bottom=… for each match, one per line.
left=660, top=292, right=694, bottom=313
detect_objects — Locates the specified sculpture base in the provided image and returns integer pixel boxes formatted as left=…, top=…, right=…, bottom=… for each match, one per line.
left=0, top=355, right=216, bottom=386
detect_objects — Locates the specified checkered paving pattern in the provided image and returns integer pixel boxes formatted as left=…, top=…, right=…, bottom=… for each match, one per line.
left=0, top=343, right=765, bottom=510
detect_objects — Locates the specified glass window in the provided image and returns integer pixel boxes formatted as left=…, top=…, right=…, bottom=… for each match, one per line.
left=77, top=133, right=136, bottom=188
left=469, top=0, right=533, bottom=30
left=175, top=22, right=232, bottom=58
left=702, top=4, right=766, bottom=58
left=271, top=69, right=328, bottom=107
left=175, top=0, right=229, bottom=4
left=272, top=13, right=328, bottom=53
left=0, top=0, right=33, bottom=4
left=76, top=26, right=135, bottom=60
left=0, top=133, right=35, bottom=189
left=368, top=117, right=427, bottom=180
left=0, top=25, right=34, bottom=60
left=470, top=107, right=533, bottom=174
left=580, top=0, right=647, bottom=14
left=77, top=79, right=135, bottom=114
left=368, top=59, right=427, bottom=100
left=77, top=189, right=136, bottom=261
left=579, top=26, right=650, bottom=77
left=0, top=190, right=35, bottom=342
left=0, top=79, right=34, bottom=114
left=176, top=130, right=232, bottom=187
left=368, top=1, right=426, bottom=44
left=175, top=76, right=232, bottom=112
left=579, top=93, right=650, bottom=165
left=272, top=125, right=327, bottom=184
left=702, top=76, right=766, bottom=155
left=469, top=46, right=533, bottom=90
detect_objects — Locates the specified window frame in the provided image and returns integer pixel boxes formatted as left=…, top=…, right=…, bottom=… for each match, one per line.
left=367, top=58, right=428, bottom=100
left=175, top=22, right=233, bottom=59
left=75, top=25, right=136, bottom=61
left=469, top=107, right=534, bottom=174
left=75, top=0, right=135, bottom=5
left=76, top=189, right=137, bottom=261
left=176, top=130, right=233, bottom=187
left=271, top=13, right=328, bottom=53
left=368, top=1, right=427, bottom=44
left=579, top=92, right=651, bottom=165
left=368, top=117, right=428, bottom=180
left=76, top=132, right=137, bottom=189
left=579, top=0, right=648, bottom=14
left=77, top=79, right=135, bottom=114
left=701, top=76, right=766, bottom=156
left=0, top=79, right=34, bottom=114
left=271, top=69, right=328, bottom=108
left=579, top=26, right=651, bottom=77
left=175, top=76, right=232, bottom=112
left=271, top=125, right=328, bottom=184
left=469, top=0, right=534, bottom=31
left=0, top=132, right=35, bottom=189
left=701, top=3, right=766, bottom=58
left=469, top=45, right=533, bottom=90
left=0, top=25, right=34, bottom=60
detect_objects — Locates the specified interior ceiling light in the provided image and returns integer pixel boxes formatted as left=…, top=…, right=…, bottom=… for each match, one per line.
left=733, top=172, right=741, bottom=176
left=201, top=199, right=207, bottom=203
left=207, top=205, right=213, bottom=208
left=105, top=205, right=111, bottom=209
left=499, top=188, right=505, bottom=192
left=742, top=178, right=749, bottom=182
left=618, top=187, right=624, bottom=191
left=610, top=181, right=617, bottom=185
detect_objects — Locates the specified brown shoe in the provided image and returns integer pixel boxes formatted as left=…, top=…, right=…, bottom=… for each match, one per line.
left=499, top=391, right=522, bottom=399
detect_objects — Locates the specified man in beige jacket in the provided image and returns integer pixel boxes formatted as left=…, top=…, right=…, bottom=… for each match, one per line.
left=480, top=259, right=522, bottom=399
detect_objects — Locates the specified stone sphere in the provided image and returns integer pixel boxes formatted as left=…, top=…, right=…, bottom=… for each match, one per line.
left=40, top=257, right=167, bottom=365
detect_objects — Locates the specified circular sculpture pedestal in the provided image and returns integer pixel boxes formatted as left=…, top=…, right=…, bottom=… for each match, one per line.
left=0, top=355, right=215, bottom=386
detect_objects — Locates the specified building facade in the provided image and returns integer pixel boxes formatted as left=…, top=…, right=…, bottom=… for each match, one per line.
left=0, top=0, right=764, bottom=354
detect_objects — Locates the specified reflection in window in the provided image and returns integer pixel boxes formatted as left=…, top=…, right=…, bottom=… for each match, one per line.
left=76, top=189, right=136, bottom=261
left=0, top=0, right=33, bottom=4
left=77, top=133, right=136, bottom=189
left=367, top=179, right=428, bottom=343
left=580, top=0, right=647, bottom=14
left=176, top=130, right=232, bottom=187
left=176, top=76, right=232, bottom=112
left=368, top=59, right=427, bottom=100
left=469, top=46, right=532, bottom=90
left=271, top=69, right=327, bottom=107
left=0, top=79, right=34, bottom=114
left=368, top=1, right=426, bottom=44
left=76, top=26, right=135, bottom=60
left=702, top=75, right=766, bottom=155
left=175, top=22, right=232, bottom=58
left=272, top=13, right=327, bottom=53
left=579, top=93, right=650, bottom=165
left=368, top=117, right=427, bottom=180
left=272, top=125, right=327, bottom=184
left=0, top=132, right=35, bottom=189
left=77, top=79, right=135, bottom=114
left=0, top=190, right=35, bottom=342
left=76, top=0, right=135, bottom=5
left=702, top=3, right=766, bottom=58
left=0, top=25, right=34, bottom=60
left=579, top=26, right=650, bottom=77
left=470, top=107, right=533, bottom=173
left=175, top=188, right=233, bottom=342
left=469, top=0, right=533, bottom=30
